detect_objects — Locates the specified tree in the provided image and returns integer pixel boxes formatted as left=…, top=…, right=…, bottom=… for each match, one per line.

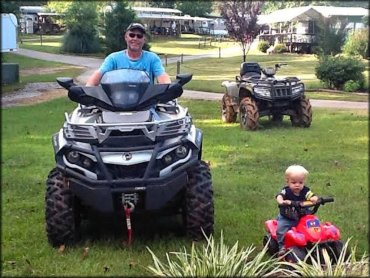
left=2, top=1, right=47, bottom=17
left=148, top=0, right=176, bottom=9
left=176, top=1, right=213, bottom=17
left=103, top=0, right=145, bottom=55
left=262, top=0, right=369, bottom=13
left=313, top=17, right=347, bottom=57
left=219, top=1, right=263, bottom=62
left=61, top=1, right=101, bottom=54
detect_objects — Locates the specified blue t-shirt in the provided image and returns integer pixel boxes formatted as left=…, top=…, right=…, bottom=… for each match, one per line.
left=98, top=50, right=165, bottom=83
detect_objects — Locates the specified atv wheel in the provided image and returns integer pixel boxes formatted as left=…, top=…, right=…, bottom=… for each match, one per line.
left=184, top=161, right=214, bottom=240
left=290, top=96, right=312, bottom=127
left=300, top=97, right=312, bottom=127
left=263, top=234, right=279, bottom=257
left=45, top=168, right=80, bottom=247
left=221, top=94, right=237, bottom=123
left=239, top=97, right=259, bottom=130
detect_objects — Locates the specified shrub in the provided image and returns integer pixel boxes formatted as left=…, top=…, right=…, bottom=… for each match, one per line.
left=61, top=2, right=101, bottom=54
left=343, top=29, right=369, bottom=59
left=344, top=80, right=361, bottom=92
left=273, top=43, right=287, bottom=53
left=315, top=56, right=365, bottom=90
left=258, top=40, right=270, bottom=53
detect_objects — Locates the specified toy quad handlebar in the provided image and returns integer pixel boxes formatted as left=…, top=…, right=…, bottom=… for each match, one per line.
left=279, top=197, right=334, bottom=216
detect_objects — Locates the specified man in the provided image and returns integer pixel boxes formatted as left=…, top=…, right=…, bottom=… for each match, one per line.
left=86, top=23, right=171, bottom=86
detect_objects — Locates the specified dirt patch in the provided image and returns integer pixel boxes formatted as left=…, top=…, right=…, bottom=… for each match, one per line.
left=1, top=82, right=67, bottom=108
left=20, top=66, right=79, bottom=76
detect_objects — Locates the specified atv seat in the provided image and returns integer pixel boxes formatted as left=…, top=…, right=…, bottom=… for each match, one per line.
left=240, top=62, right=261, bottom=80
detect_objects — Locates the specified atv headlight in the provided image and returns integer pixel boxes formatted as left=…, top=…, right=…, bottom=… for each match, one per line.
left=175, top=145, right=188, bottom=159
left=66, top=151, right=80, bottom=164
left=163, top=154, right=173, bottom=165
left=254, top=87, right=271, bottom=97
left=292, top=84, right=304, bottom=95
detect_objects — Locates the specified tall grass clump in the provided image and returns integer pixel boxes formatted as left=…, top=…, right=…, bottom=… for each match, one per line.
left=145, top=231, right=289, bottom=277
left=282, top=239, right=369, bottom=277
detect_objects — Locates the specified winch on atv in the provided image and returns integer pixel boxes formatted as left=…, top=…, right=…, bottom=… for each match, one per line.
left=45, top=68, right=214, bottom=247
left=221, top=62, right=312, bottom=130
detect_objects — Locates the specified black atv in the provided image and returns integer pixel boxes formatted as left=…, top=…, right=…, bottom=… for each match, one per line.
left=221, top=62, right=312, bottom=130
left=45, top=69, right=214, bottom=247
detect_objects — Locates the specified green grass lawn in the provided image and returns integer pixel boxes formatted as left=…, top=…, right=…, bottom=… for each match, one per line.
left=14, top=34, right=369, bottom=99
left=1, top=97, right=368, bottom=276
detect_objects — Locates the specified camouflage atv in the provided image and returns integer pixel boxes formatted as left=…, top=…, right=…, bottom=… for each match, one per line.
left=221, top=62, right=312, bottom=130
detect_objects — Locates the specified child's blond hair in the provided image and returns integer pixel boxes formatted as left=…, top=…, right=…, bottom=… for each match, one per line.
left=285, top=165, right=309, bottom=178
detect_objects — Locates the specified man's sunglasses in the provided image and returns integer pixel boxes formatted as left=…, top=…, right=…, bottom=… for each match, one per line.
left=128, top=33, right=144, bottom=39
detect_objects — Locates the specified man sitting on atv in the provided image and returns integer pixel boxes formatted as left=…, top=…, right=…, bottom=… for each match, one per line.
left=86, top=22, right=171, bottom=86
left=275, top=165, right=318, bottom=256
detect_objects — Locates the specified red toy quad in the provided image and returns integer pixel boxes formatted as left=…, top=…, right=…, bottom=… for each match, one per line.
left=263, top=197, right=346, bottom=263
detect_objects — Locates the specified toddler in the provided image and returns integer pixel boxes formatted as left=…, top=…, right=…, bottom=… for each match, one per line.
left=275, top=165, right=318, bottom=255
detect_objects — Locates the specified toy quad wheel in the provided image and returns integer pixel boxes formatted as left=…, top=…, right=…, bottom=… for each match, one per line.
left=184, top=161, right=214, bottom=240
left=290, top=96, right=312, bottom=127
left=45, top=168, right=81, bottom=247
left=285, top=246, right=307, bottom=263
left=263, top=234, right=279, bottom=257
left=221, top=94, right=237, bottom=123
left=325, top=240, right=349, bottom=263
left=239, top=97, right=259, bottom=130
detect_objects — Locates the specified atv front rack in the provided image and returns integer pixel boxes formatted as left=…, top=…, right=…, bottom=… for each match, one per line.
left=63, top=109, right=192, bottom=143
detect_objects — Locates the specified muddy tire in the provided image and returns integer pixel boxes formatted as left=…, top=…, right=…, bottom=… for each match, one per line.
left=290, top=96, right=312, bottom=127
left=221, top=94, right=237, bottom=123
left=45, top=168, right=80, bottom=247
left=184, top=161, right=214, bottom=240
left=239, top=97, right=259, bottom=130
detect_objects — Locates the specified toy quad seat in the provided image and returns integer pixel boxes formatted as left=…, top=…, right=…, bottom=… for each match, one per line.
left=240, top=62, right=261, bottom=80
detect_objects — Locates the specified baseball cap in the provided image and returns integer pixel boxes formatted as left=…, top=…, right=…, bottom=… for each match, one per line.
left=126, top=23, right=146, bottom=34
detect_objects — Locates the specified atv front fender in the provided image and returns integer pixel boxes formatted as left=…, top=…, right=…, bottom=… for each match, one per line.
left=221, top=81, right=239, bottom=105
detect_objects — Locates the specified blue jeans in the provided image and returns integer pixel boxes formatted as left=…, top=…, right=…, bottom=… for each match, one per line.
left=276, top=214, right=298, bottom=250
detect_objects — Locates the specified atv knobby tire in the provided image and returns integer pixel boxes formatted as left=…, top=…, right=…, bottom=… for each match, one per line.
left=221, top=94, right=237, bottom=123
left=290, top=97, right=312, bottom=127
left=239, top=97, right=259, bottom=130
left=185, top=160, right=214, bottom=240
left=45, top=168, right=80, bottom=247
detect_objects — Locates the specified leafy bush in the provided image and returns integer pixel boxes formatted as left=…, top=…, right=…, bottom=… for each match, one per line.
left=61, top=1, right=101, bottom=54
left=344, top=80, right=361, bottom=92
left=273, top=43, right=287, bottom=53
left=258, top=40, right=270, bottom=53
left=343, top=29, right=369, bottom=59
left=315, top=56, right=365, bottom=90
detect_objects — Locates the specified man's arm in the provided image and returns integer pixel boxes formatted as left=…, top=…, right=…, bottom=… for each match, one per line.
left=86, top=70, right=103, bottom=86
left=157, top=72, right=171, bottom=84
